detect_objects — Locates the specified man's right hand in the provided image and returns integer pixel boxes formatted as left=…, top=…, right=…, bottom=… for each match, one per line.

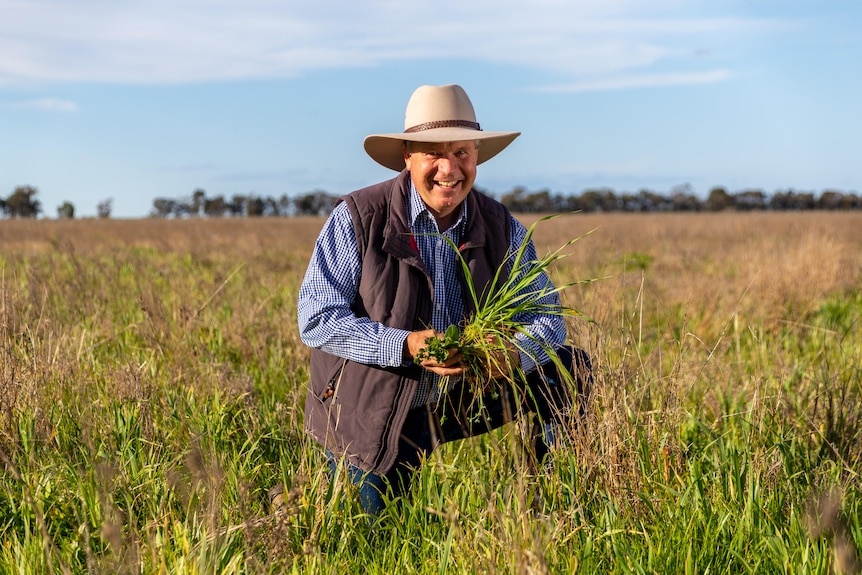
left=404, top=329, right=465, bottom=377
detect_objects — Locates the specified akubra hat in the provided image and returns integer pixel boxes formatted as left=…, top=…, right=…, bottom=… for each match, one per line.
left=364, top=84, right=521, bottom=171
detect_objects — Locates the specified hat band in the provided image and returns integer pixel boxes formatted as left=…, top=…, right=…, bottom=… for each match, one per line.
left=404, top=119, right=481, bottom=133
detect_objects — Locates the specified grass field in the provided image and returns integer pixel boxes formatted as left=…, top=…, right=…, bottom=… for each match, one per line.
left=1, top=212, right=861, bottom=574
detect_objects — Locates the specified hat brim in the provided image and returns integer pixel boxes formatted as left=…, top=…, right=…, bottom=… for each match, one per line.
left=364, top=129, right=520, bottom=171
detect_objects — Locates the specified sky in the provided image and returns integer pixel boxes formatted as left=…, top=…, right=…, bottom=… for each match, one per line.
left=1, top=0, right=860, bottom=218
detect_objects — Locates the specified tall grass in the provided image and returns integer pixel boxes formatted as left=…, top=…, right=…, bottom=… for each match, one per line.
left=1, top=213, right=860, bottom=573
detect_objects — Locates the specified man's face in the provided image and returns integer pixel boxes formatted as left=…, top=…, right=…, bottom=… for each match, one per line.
left=404, top=140, right=478, bottom=227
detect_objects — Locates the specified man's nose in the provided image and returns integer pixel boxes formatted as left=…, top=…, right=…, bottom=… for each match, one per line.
left=436, top=155, right=458, bottom=173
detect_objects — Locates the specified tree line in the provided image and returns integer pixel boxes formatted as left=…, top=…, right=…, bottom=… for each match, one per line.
left=2, top=184, right=861, bottom=219
left=499, top=185, right=861, bottom=213
left=148, top=185, right=862, bottom=217
left=1, top=186, right=113, bottom=219
left=149, top=189, right=337, bottom=218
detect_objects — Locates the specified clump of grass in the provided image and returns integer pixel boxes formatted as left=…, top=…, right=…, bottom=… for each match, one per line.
left=415, top=215, right=594, bottom=398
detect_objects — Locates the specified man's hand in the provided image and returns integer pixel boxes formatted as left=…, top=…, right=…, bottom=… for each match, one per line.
left=482, top=335, right=521, bottom=380
left=405, top=329, right=465, bottom=377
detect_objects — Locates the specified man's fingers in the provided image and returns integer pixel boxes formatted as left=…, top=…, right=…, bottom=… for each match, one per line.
left=421, top=362, right=465, bottom=377
left=405, top=329, right=438, bottom=358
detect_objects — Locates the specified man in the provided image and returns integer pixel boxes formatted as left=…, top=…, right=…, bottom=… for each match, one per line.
left=296, top=84, right=591, bottom=515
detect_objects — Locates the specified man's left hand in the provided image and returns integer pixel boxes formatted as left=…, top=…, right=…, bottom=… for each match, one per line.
left=483, top=336, right=521, bottom=380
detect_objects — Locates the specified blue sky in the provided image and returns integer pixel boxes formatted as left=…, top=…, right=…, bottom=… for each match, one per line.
left=1, top=0, right=859, bottom=218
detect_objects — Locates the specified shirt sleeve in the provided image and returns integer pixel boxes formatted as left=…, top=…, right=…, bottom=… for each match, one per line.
left=507, top=216, right=567, bottom=373
left=297, top=202, right=410, bottom=367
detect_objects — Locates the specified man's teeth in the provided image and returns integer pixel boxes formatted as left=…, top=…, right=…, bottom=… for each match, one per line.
left=436, top=181, right=457, bottom=187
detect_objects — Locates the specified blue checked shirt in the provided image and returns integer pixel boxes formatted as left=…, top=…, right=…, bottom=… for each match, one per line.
left=297, top=182, right=565, bottom=407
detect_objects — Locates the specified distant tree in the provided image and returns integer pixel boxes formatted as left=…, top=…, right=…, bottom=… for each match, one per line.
left=246, top=196, right=266, bottom=217
left=97, top=198, right=113, bottom=219
left=817, top=190, right=856, bottom=210
left=769, top=190, right=789, bottom=211
left=552, top=193, right=581, bottom=213
left=833, top=191, right=860, bottom=210
left=618, top=193, right=641, bottom=212
left=191, top=189, right=206, bottom=217
left=706, top=187, right=732, bottom=211
left=669, top=184, right=701, bottom=212
left=57, top=201, right=75, bottom=219
left=500, top=187, right=561, bottom=213
left=637, top=189, right=671, bottom=212
left=770, top=190, right=816, bottom=211
left=151, top=198, right=177, bottom=218
left=228, top=195, right=247, bottom=216
left=818, top=190, right=844, bottom=210
left=0, top=196, right=7, bottom=217
left=578, top=188, right=619, bottom=212
left=6, top=186, right=42, bottom=218
left=293, top=190, right=338, bottom=216
left=798, top=192, right=817, bottom=210
left=733, top=189, right=766, bottom=211
left=528, top=190, right=557, bottom=213
left=204, top=195, right=229, bottom=217
left=262, top=196, right=283, bottom=216
left=500, top=186, right=531, bottom=213
left=278, top=194, right=292, bottom=216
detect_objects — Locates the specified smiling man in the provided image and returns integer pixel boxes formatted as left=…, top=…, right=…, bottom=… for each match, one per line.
left=295, top=84, right=592, bottom=517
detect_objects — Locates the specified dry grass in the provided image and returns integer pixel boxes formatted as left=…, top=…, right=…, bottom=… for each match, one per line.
left=0, top=217, right=323, bottom=257
left=526, top=211, right=862, bottom=322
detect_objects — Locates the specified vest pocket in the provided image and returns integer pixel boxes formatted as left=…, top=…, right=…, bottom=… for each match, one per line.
left=312, top=358, right=347, bottom=404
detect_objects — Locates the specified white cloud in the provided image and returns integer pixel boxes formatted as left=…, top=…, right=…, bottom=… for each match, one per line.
left=0, top=0, right=778, bottom=88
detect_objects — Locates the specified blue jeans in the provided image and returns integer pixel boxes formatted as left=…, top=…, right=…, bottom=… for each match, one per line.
left=328, top=346, right=592, bottom=516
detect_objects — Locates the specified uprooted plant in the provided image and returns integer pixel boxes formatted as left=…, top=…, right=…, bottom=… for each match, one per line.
left=414, top=215, right=595, bottom=405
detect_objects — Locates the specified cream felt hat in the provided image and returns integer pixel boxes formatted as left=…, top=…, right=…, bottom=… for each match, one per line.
left=363, top=84, right=521, bottom=171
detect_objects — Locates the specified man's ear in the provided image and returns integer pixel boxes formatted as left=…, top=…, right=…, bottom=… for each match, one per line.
left=403, top=142, right=413, bottom=170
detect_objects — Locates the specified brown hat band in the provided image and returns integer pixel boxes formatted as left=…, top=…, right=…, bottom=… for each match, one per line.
left=404, top=119, right=481, bottom=133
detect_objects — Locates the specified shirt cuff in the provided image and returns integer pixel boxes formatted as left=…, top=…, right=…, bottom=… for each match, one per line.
left=380, top=327, right=412, bottom=367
